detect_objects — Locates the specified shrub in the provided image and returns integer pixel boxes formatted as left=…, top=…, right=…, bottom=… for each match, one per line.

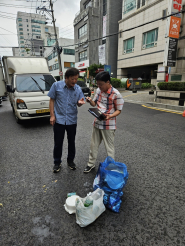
left=77, top=78, right=85, bottom=81
left=157, top=82, right=185, bottom=91
left=141, top=83, right=152, bottom=89
left=111, top=78, right=125, bottom=88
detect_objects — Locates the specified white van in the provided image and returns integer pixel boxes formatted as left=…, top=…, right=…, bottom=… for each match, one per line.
left=3, top=57, right=55, bottom=123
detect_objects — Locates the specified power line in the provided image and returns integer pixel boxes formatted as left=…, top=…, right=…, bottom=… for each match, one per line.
left=1, top=9, right=184, bottom=50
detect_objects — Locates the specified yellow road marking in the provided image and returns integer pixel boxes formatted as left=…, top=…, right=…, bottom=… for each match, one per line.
left=142, top=105, right=183, bottom=115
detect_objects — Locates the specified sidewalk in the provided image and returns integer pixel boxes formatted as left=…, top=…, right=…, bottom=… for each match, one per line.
left=119, top=89, right=185, bottom=113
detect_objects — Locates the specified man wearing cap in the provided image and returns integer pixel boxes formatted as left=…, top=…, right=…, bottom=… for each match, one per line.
left=84, top=71, right=124, bottom=173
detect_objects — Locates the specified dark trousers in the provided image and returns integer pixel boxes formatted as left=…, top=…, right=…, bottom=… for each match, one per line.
left=53, top=123, right=77, bottom=165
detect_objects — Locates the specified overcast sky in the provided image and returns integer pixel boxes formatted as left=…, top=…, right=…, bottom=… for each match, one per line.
left=0, top=0, right=81, bottom=57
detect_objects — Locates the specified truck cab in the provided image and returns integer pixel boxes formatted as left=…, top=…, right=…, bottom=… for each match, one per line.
left=3, top=57, right=55, bottom=123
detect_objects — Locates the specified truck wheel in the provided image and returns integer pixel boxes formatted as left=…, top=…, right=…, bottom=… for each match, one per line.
left=14, top=111, right=22, bottom=124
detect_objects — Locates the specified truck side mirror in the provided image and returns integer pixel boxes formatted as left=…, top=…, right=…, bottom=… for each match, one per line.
left=6, top=84, right=13, bottom=93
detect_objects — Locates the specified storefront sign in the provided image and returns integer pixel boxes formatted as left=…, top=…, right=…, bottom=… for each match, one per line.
left=75, top=59, right=89, bottom=70
left=171, top=0, right=182, bottom=13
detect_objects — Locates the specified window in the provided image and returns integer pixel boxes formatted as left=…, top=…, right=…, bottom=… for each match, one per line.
left=64, top=62, right=75, bottom=68
left=20, top=32, right=23, bottom=35
left=47, top=38, right=56, bottom=46
left=124, top=37, right=135, bottom=54
left=48, top=54, right=53, bottom=61
left=85, top=0, right=92, bottom=8
left=32, top=25, right=41, bottom=28
left=53, top=63, right=59, bottom=70
left=32, top=29, right=41, bottom=33
left=27, top=25, right=29, bottom=27
left=36, top=36, right=41, bottom=39
left=45, top=27, right=48, bottom=32
left=26, top=19, right=28, bottom=22
left=16, top=75, right=55, bottom=92
left=20, top=36, right=24, bottom=39
left=63, top=49, right=75, bottom=55
left=79, top=50, right=87, bottom=62
left=20, top=41, right=24, bottom=44
left=21, top=54, right=24, bottom=56
left=143, top=28, right=158, bottom=49
left=27, top=29, right=29, bottom=31
left=124, top=0, right=136, bottom=14
left=21, top=45, right=24, bottom=48
left=137, top=0, right=145, bottom=9
left=102, top=39, right=106, bottom=44
left=78, top=24, right=87, bottom=38
left=103, top=0, right=107, bottom=15
left=19, top=23, right=22, bottom=27
left=31, top=19, right=45, bottom=24
left=17, top=18, right=22, bottom=22
left=53, top=52, right=57, bottom=58
left=19, top=28, right=23, bottom=31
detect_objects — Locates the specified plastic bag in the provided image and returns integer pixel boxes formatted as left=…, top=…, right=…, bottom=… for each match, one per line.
left=75, top=188, right=106, bottom=227
left=93, top=156, right=128, bottom=212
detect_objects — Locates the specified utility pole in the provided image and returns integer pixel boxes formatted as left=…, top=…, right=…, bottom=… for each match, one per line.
left=49, top=0, right=63, bottom=80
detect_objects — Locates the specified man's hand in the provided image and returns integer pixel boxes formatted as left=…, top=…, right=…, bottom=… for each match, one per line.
left=104, top=113, right=112, bottom=120
left=77, top=97, right=86, bottom=107
left=50, top=115, right=56, bottom=126
left=86, top=96, right=92, bottom=103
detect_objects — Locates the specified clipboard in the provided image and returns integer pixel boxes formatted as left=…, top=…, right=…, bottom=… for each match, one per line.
left=88, top=108, right=106, bottom=121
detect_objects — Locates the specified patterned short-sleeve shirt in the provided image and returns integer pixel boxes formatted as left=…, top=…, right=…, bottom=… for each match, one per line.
left=93, top=86, right=124, bottom=129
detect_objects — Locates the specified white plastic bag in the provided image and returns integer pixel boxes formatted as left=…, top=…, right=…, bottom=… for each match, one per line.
left=75, top=188, right=106, bottom=227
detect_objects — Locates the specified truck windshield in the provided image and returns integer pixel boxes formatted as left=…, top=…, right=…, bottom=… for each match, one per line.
left=16, top=74, right=55, bottom=92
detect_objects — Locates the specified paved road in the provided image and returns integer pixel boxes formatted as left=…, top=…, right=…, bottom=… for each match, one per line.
left=0, top=99, right=185, bottom=246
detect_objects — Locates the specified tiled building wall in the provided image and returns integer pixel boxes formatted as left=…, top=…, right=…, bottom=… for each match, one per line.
left=117, top=0, right=168, bottom=79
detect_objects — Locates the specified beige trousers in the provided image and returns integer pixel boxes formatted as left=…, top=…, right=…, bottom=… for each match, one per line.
left=87, top=126, right=116, bottom=167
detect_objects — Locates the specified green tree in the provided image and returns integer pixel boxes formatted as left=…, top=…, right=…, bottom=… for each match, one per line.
left=88, top=63, right=104, bottom=78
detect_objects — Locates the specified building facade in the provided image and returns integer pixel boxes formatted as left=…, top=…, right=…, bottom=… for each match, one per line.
left=117, top=0, right=185, bottom=85
left=16, top=12, right=59, bottom=57
left=73, top=0, right=122, bottom=77
left=45, top=38, right=75, bottom=79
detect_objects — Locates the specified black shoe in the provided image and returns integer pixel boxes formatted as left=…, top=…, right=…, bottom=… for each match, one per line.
left=84, top=165, right=95, bottom=173
left=67, top=160, right=76, bottom=170
left=53, top=163, right=61, bottom=173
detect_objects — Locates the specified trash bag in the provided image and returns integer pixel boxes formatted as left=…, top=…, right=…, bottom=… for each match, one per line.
left=75, top=188, right=106, bottom=227
left=93, top=156, right=128, bottom=212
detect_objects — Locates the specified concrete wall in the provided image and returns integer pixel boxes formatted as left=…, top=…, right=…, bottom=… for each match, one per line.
left=74, top=0, right=122, bottom=77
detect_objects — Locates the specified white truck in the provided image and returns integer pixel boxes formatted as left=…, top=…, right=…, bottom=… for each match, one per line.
left=0, top=59, right=6, bottom=105
left=2, top=56, right=55, bottom=123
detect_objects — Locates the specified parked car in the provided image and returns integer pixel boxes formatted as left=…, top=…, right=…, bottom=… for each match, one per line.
left=77, top=81, right=91, bottom=97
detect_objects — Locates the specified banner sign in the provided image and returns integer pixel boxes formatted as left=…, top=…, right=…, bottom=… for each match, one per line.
left=99, top=44, right=106, bottom=65
left=104, top=65, right=111, bottom=75
left=167, top=38, right=178, bottom=67
left=103, top=15, right=107, bottom=38
left=169, top=16, right=181, bottom=39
